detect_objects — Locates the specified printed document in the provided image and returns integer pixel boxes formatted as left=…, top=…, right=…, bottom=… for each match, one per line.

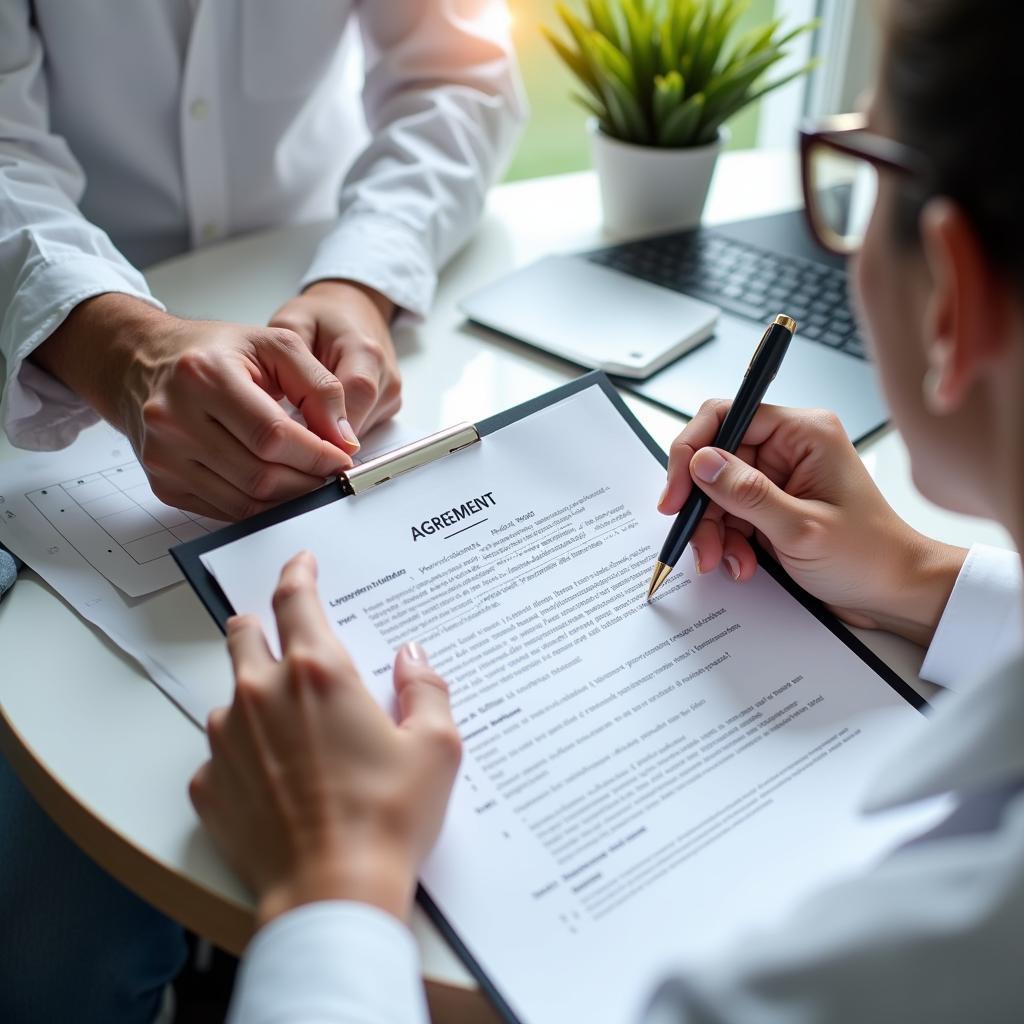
left=202, top=385, right=938, bottom=1024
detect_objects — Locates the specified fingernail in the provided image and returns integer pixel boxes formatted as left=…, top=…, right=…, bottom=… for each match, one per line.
left=692, top=546, right=703, bottom=574
left=657, top=484, right=668, bottom=511
left=691, top=448, right=728, bottom=484
left=403, top=641, right=429, bottom=665
left=337, top=419, right=360, bottom=450
left=724, top=554, right=741, bottom=581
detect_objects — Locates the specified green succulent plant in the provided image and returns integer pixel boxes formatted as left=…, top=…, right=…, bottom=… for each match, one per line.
left=544, top=0, right=818, bottom=149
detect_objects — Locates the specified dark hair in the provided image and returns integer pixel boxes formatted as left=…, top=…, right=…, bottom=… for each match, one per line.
left=882, top=0, right=1024, bottom=276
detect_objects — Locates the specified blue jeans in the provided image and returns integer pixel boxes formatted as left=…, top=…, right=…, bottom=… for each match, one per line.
left=0, top=752, right=187, bottom=1023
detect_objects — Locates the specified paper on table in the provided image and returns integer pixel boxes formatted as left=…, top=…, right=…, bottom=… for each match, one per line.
left=0, top=416, right=420, bottom=725
left=202, top=386, right=942, bottom=1024
left=0, top=421, right=231, bottom=722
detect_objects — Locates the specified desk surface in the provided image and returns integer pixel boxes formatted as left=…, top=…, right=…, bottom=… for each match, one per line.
left=0, top=149, right=1011, bottom=1010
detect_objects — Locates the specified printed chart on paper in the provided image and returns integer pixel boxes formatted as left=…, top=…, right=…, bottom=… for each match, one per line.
left=25, top=460, right=223, bottom=596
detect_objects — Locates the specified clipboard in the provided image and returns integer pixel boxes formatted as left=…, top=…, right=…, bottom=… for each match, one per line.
left=172, top=370, right=925, bottom=1024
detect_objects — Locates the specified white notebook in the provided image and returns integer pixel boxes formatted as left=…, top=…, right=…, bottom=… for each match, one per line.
left=460, top=255, right=719, bottom=378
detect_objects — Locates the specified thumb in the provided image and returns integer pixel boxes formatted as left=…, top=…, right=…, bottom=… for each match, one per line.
left=260, top=328, right=360, bottom=455
left=690, top=447, right=807, bottom=548
left=393, top=644, right=460, bottom=756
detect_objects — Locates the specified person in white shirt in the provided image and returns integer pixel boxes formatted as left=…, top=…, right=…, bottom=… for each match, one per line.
left=0, top=0, right=523, bottom=512
left=0, top=2, right=521, bottom=1021
left=187, top=0, right=1024, bottom=1021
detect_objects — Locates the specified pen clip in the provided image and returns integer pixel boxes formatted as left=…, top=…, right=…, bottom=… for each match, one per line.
left=744, top=323, right=773, bottom=377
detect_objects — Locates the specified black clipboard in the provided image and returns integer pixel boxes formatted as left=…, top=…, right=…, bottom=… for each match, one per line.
left=172, top=370, right=925, bottom=1024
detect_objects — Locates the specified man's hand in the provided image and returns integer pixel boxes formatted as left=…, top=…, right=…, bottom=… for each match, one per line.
left=269, top=280, right=402, bottom=442
left=34, top=294, right=357, bottom=520
left=189, top=552, right=461, bottom=926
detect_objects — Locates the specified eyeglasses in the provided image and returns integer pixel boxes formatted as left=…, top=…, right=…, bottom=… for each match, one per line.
left=799, top=112, right=928, bottom=256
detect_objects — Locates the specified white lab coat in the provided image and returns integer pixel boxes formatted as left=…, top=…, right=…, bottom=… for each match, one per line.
left=0, top=0, right=524, bottom=451
left=227, top=544, right=1024, bottom=1023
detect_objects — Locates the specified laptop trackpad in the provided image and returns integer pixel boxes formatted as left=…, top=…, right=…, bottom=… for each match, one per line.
left=460, top=255, right=719, bottom=379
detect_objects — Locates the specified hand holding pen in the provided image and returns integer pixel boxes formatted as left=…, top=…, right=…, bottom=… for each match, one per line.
left=648, top=314, right=796, bottom=599
left=648, top=347, right=966, bottom=645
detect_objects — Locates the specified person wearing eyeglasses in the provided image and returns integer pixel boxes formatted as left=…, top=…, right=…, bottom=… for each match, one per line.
left=188, top=1, right=1022, bottom=1021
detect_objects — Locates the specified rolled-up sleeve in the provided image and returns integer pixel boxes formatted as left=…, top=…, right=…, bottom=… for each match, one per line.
left=300, top=0, right=526, bottom=317
left=921, top=544, right=1023, bottom=690
left=0, top=0, right=161, bottom=451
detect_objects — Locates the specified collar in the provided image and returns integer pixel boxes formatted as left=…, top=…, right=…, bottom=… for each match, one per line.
left=862, top=653, right=1024, bottom=813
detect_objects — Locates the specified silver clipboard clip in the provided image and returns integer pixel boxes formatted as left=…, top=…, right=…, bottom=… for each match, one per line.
left=338, top=422, right=480, bottom=496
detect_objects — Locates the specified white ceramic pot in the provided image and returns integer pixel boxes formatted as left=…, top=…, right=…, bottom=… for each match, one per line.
left=588, top=119, right=727, bottom=239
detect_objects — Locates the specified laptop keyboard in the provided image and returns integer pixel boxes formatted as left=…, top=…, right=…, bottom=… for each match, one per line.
left=586, top=232, right=867, bottom=360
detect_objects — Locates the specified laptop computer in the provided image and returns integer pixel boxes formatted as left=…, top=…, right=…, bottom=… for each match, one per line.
left=460, top=207, right=888, bottom=444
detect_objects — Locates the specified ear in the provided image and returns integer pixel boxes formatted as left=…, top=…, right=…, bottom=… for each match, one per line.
left=918, top=198, right=1013, bottom=414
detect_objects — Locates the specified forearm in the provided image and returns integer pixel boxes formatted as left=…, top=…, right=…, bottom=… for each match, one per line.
left=302, top=2, right=525, bottom=316
left=31, top=293, right=169, bottom=430
left=0, top=0, right=166, bottom=451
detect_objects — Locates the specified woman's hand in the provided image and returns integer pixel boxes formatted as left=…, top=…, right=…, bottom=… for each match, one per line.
left=660, top=401, right=966, bottom=646
left=189, top=552, right=462, bottom=927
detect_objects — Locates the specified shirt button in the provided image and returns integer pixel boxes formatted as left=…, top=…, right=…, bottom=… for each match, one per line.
left=190, top=98, right=209, bottom=120
left=201, top=222, right=219, bottom=242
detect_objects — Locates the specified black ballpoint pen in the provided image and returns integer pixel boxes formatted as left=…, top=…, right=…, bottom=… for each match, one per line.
left=647, top=313, right=797, bottom=601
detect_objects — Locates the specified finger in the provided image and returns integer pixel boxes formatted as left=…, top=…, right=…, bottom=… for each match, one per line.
left=689, top=447, right=812, bottom=549
left=146, top=479, right=230, bottom=522
left=393, top=643, right=461, bottom=760
left=212, top=358, right=353, bottom=478
left=194, top=418, right=327, bottom=504
left=662, top=401, right=816, bottom=516
left=661, top=399, right=734, bottom=515
left=721, top=527, right=758, bottom=582
left=661, top=438, right=761, bottom=517
left=174, top=460, right=277, bottom=521
left=227, top=614, right=276, bottom=677
left=271, top=551, right=338, bottom=652
left=188, top=760, right=215, bottom=818
left=256, top=329, right=361, bottom=456
left=689, top=516, right=723, bottom=575
left=330, top=345, right=387, bottom=437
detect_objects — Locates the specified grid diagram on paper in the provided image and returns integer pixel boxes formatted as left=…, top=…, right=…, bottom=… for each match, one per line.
left=27, top=461, right=221, bottom=567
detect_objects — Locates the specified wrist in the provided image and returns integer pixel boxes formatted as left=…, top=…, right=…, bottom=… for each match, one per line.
left=873, top=533, right=967, bottom=646
left=302, top=278, right=397, bottom=325
left=32, top=293, right=171, bottom=427
left=256, top=843, right=417, bottom=930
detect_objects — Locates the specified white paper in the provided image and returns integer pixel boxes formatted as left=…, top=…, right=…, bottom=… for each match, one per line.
left=0, top=416, right=422, bottom=726
left=203, top=386, right=940, bottom=1024
left=0, top=422, right=232, bottom=722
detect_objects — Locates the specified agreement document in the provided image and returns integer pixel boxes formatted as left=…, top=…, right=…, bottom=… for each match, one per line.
left=197, top=383, right=935, bottom=1024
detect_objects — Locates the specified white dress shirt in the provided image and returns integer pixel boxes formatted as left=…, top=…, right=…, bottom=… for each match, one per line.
left=0, top=0, right=524, bottom=451
left=228, top=543, right=1024, bottom=1024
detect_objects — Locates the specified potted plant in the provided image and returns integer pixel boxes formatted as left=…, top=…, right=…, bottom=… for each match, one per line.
left=545, top=0, right=817, bottom=236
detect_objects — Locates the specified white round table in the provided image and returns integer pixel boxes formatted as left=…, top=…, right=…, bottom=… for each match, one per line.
left=0, top=149, right=1010, bottom=1021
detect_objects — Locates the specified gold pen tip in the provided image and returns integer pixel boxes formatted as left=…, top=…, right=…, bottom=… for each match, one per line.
left=647, top=562, right=673, bottom=601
